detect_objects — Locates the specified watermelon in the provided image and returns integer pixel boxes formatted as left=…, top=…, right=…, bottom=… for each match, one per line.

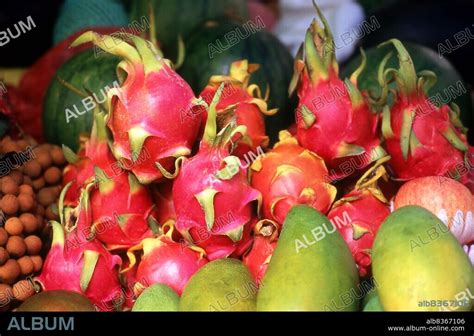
left=53, top=0, right=128, bottom=44
left=342, top=42, right=473, bottom=132
left=43, top=49, right=120, bottom=151
left=129, top=0, right=248, bottom=54
left=179, top=20, right=295, bottom=143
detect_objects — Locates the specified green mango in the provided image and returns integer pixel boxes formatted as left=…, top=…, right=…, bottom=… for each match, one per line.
left=179, top=258, right=257, bottom=311
left=132, top=284, right=179, bottom=312
left=257, top=205, right=359, bottom=311
left=372, top=206, right=474, bottom=311
left=362, top=288, right=384, bottom=312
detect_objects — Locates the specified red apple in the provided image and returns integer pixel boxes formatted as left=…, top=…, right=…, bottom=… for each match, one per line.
left=394, top=176, right=473, bottom=245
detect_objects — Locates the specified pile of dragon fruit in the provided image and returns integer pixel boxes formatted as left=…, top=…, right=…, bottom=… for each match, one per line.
left=25, top=6, right=473, bottom=311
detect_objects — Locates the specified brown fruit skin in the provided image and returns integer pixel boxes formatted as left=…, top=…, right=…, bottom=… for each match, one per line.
left=36, top=215, right=45, bottom=231
left=44, top=166, right=62, bottom=185
left=0, top=284, right=13, bottom=309
left=5, top=217, right=23, bottom=236
left=1, top=176, right=19, bottom=195
left=16, top=140, right=29, bottom=150
left=17, top=256, right=34, bottom=275
left=19, top=184, right=34, bottom=195
left=9, top=170, right=23, bottom=185
left=45, top=206, right=59, bottom=221
left=31, top=178, right=45, bottom=191
left=36, top=204, right=45, bottom=216
left=50, top=146, right=66, bottom=166
left=0, top=259, right=21, bottom=284
left=20, top=213, right=38, bottom=234
left=0, top=247, right=9, bottom=265
left=18, top=290, right=95, bottom=312
left=1, top=137, right=19, bottom=153
left=0, top=228, right=8, bottom=246
left=12, top=280, right=36, bottom=301
left=6, top=236, right=26, bottom=258
left=37, top=188, right=57, bottom=207
left=1, top=194, right=19, bottom=215
left=18, top=194, right=35, bottom=212
left=23, top=161, right=42, bottom=179
left=24, top=235, right=42, bottom=255
left=23, top=176, right=32, bottom=186
left=36, top=152, right=52, bottom=170
left=30, top=255, right=43, bottom=272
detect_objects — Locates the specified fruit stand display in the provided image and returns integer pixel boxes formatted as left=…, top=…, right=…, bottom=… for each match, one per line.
left=0, top=0, right=473, bottom=313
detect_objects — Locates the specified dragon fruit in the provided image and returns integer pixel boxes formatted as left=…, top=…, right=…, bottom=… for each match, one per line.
left=61, top=110, right=116, bottom=207
left=125, top=224, right=207, bottom=296
left=35, top=185, right=123, bottom=311
left=62, top=110, right=156, bottom=250
left=378, top=39, right=469, bottom=181
left=173, top=84, right=262, bottom=260
left=290, top=4, right=384, bottom=181
left=71, top=32, right=204, bottom=184
left=466, top=146, right=474, bottom=193
left=327, top=157, right=391, bottom=277
left=151, top=181, right=176, bottom=228
left=199, top=60, right=277, bottom=159
left=242, top=219, right=279, bottom=285
left=250, top=130, right=336, bottom=226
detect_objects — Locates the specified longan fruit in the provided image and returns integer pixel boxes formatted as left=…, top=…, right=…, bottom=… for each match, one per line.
left=50, top=146, right=66, bottom=166
left=1, top=139, right=19, bottom=153
left=22, top=176, right=32, bottom=186
left=23, top=160, right=41, bottom=179
left=31, top=177, right=45, bottom=191
left=19, top=184, right=33, bottom=195
left=24, top=235, right=41, bottom=255
left=44, top=166, right=62, bottom=185
left=37, top=188, right=56, bottom=207
left=36, top=215, right=45, bottom=231
left=1, top=176, right=19, bottom=195
left=0, top=259, right=21, bottom=284
left=4, top=217, right=23, bottom=236
left=6, top=236, right=26, bottom=258
left=30, top=255, right=43, bottom=273
left=16, top=139, right=29, bottom=150
left=19, top=213, right=38, bottom=234
left=12, top=280, right=35, bottom=301
left=0, top=247, right=9, bottom=265
left=1, top=194, right=19, bottom=215
left=36, top=151, right=52, bottom=170
left=0, top=284, right=13, bottom=309
left=0, top=228, right=7, bottom=246
left=18, top=194, right=35, bottom=212
left=17, top=256, right=34, bottom=275
left=35, top=204, right=45, bottom=216
left=9, top=170, right=23, bottom=185
left=45, top=206, right=58, bottom=221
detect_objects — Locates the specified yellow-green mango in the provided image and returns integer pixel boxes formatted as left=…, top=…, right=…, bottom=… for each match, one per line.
left=372, top=206, right=474, bottom=311
left=179, top=258, right=257, bottom=311
left=257, top=205, right=359, bottom=311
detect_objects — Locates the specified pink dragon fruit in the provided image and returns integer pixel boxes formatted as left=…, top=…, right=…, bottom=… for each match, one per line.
left=125, top=224, right=208, bottom=296
left=250, top=130, right=336, bottom=227
left=198, top=60, right=277, bottom=159
left=327, top=157, right=391, bottom=277
left=62, top=110, right=156, bottom=251
left=378, top=39, right=469, bottom=180
left=290, top=4, right=384, bottom=181
left=151, top=181, right=176, bottom=228
left=242, top=219, right=279, bottom=285
left=173, top=84, right=262, bottom=260
left=35, top=186, right=123, bottom=311
left=71, top=32, right=204, bottom=184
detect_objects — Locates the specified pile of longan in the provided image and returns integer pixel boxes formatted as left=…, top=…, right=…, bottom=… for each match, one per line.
left=0, top=136, right=67, bottom=310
